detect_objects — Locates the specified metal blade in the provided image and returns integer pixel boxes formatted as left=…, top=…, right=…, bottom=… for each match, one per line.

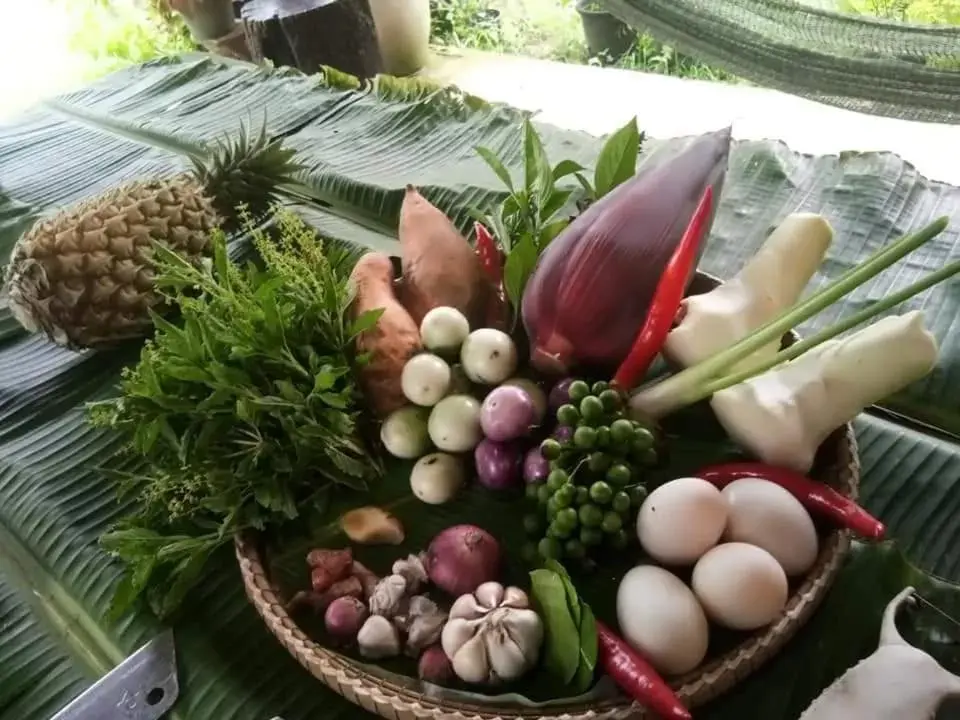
left=51, top=629, right=179, bottom=720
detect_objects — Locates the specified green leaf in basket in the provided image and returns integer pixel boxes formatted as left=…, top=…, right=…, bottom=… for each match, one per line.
left=503, top=231, right=539, bottom=324
left=572, top=601, right=598, bottom=694
left=544, top=558, right=581, bottom=627
left=476, top=145, right=515, bottom=192
left=542, top=559, right=598, bottom=694
left=592, top=116, right=642, bottom=198
left=552, top=158, right=585, bottom=183
left=522, top=117, right=554, bottom=210
left=530, top=568, right=581, bottom=685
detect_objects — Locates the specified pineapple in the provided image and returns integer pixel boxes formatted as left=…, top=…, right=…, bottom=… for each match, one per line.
left=2, top=126, right=301, bottom=350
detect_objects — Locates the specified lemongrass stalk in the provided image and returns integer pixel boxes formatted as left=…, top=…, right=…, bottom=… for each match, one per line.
left=697, top=258, right=960, bottom=397
left=630, top=216, right=949, bottom=418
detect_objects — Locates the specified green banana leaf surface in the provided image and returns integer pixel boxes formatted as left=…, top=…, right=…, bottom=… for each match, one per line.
left=1, top=54, right=960, bottom=720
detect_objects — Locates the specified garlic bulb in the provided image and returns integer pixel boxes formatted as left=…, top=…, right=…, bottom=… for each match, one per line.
left=440, top=581, right=544, bottom=685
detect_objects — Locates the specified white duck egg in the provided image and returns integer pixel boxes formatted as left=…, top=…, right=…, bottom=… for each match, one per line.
left=721, top=478, right=819, bottom=576
left=637, top=477, right=729, bottom=566
left=460, top=328, right=518, bottom=385
left=616, top=565, right=710, bottom=676
left=420, top=306, right=470, bottom=354
left=427, top=394, right=483, bottom=452
left=409, top=452, right=465, bottom=504
left=379, top=406, right=431, bottom=459
left=692, top=542, right=788, bottom=631
left=402, top=353, right=451, bottom=407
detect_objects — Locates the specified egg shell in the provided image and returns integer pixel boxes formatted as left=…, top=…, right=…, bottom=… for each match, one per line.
left=616, top=565, right=710, bottom=676
left=721, top=478, right=819, bottom=576
left=636, top=477, right=729, bottom=566
left=692, top=542, right=788, bottom=631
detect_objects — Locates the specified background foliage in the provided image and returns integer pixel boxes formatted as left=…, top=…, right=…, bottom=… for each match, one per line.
left=60, top=0, right=960, bottom=85
left=57, top=0, right=196, bottom=79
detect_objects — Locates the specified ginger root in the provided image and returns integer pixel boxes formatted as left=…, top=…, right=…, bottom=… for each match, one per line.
left=340, top=506, right=405, bottom=545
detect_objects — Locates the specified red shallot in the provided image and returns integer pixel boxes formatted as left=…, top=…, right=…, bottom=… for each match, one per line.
left=426, top=524, right=502, bottom=597
left=324, top=596, right=369, bottom=644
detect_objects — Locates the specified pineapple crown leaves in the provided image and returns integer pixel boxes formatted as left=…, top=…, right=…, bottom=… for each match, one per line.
left=191, top=122, right=305, bottom=223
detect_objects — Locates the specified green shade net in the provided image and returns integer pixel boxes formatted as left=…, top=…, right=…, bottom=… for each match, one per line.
left=600, top=0, right=960, bottom=123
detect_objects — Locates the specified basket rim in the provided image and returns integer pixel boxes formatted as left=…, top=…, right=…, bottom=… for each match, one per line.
left=234, top=271, right=861, bottom=720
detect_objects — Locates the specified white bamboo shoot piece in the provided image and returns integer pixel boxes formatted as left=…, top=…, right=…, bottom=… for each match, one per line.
left=710, top=311, right=938, bottom=474
left=799, top=586, right=960, bottom=719
left=666, top=213, right=834, bottom=372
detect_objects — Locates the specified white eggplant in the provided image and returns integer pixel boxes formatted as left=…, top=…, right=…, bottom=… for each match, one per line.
left=666, top=213, right=833, bottom=372
left=440, top=582, right=543, bottom=685
left=799, top=586, right=960, bottom=720
left=710, top=312, right=938, bottom=473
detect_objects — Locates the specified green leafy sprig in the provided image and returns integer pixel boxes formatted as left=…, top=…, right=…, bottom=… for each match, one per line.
left=89, top=207, right=384, bottom=618
left=529, top=559, right=599, bottom=693
left=472, top=117, right=644, bottom=324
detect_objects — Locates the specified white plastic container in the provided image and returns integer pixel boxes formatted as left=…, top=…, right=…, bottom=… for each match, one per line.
left=368, top=0, right=432, bottom=76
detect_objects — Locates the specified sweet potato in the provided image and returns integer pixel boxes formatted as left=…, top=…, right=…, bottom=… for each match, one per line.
left=397, top=185, right=487, bottom=327
left=350, top=252, right=422, bottom=417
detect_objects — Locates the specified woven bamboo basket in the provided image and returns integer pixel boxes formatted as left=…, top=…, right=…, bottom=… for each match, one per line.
left=236, top=272, right=859, bottom=720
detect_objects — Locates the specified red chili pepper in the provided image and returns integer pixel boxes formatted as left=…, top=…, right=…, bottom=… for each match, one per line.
left=611, top=186, right=714, bottom=391
left=473, top=221, right=503, bottom=285
left=596, top=620, right=692, bottom=720
left=695, top=462, right=886, bottom=540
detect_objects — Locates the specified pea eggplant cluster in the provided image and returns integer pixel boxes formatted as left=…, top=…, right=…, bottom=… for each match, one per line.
left=522, top=379, right=659, bottom=565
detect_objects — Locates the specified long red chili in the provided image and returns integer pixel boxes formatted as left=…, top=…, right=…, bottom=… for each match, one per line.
left=695, top=462, right=886, bottom=540
left=473, top=222, right=503, bottom=285
left=596, top=620, right=692, bottom=720
left=612, top=185, right=714, bottom=390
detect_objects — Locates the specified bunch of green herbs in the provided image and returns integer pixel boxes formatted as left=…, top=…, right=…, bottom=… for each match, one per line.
left=472, top=116, right=643, bottom=325
left=89, top=207, right=384, bottom=618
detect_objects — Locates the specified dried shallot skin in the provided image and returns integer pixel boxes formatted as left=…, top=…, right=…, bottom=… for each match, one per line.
left=522, top=127, right=732, bottom=375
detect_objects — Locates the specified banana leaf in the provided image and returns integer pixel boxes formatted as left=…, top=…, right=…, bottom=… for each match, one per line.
left=1, top=54, right=960, bottom=719
left=0, top=571, right=89, bottom=719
